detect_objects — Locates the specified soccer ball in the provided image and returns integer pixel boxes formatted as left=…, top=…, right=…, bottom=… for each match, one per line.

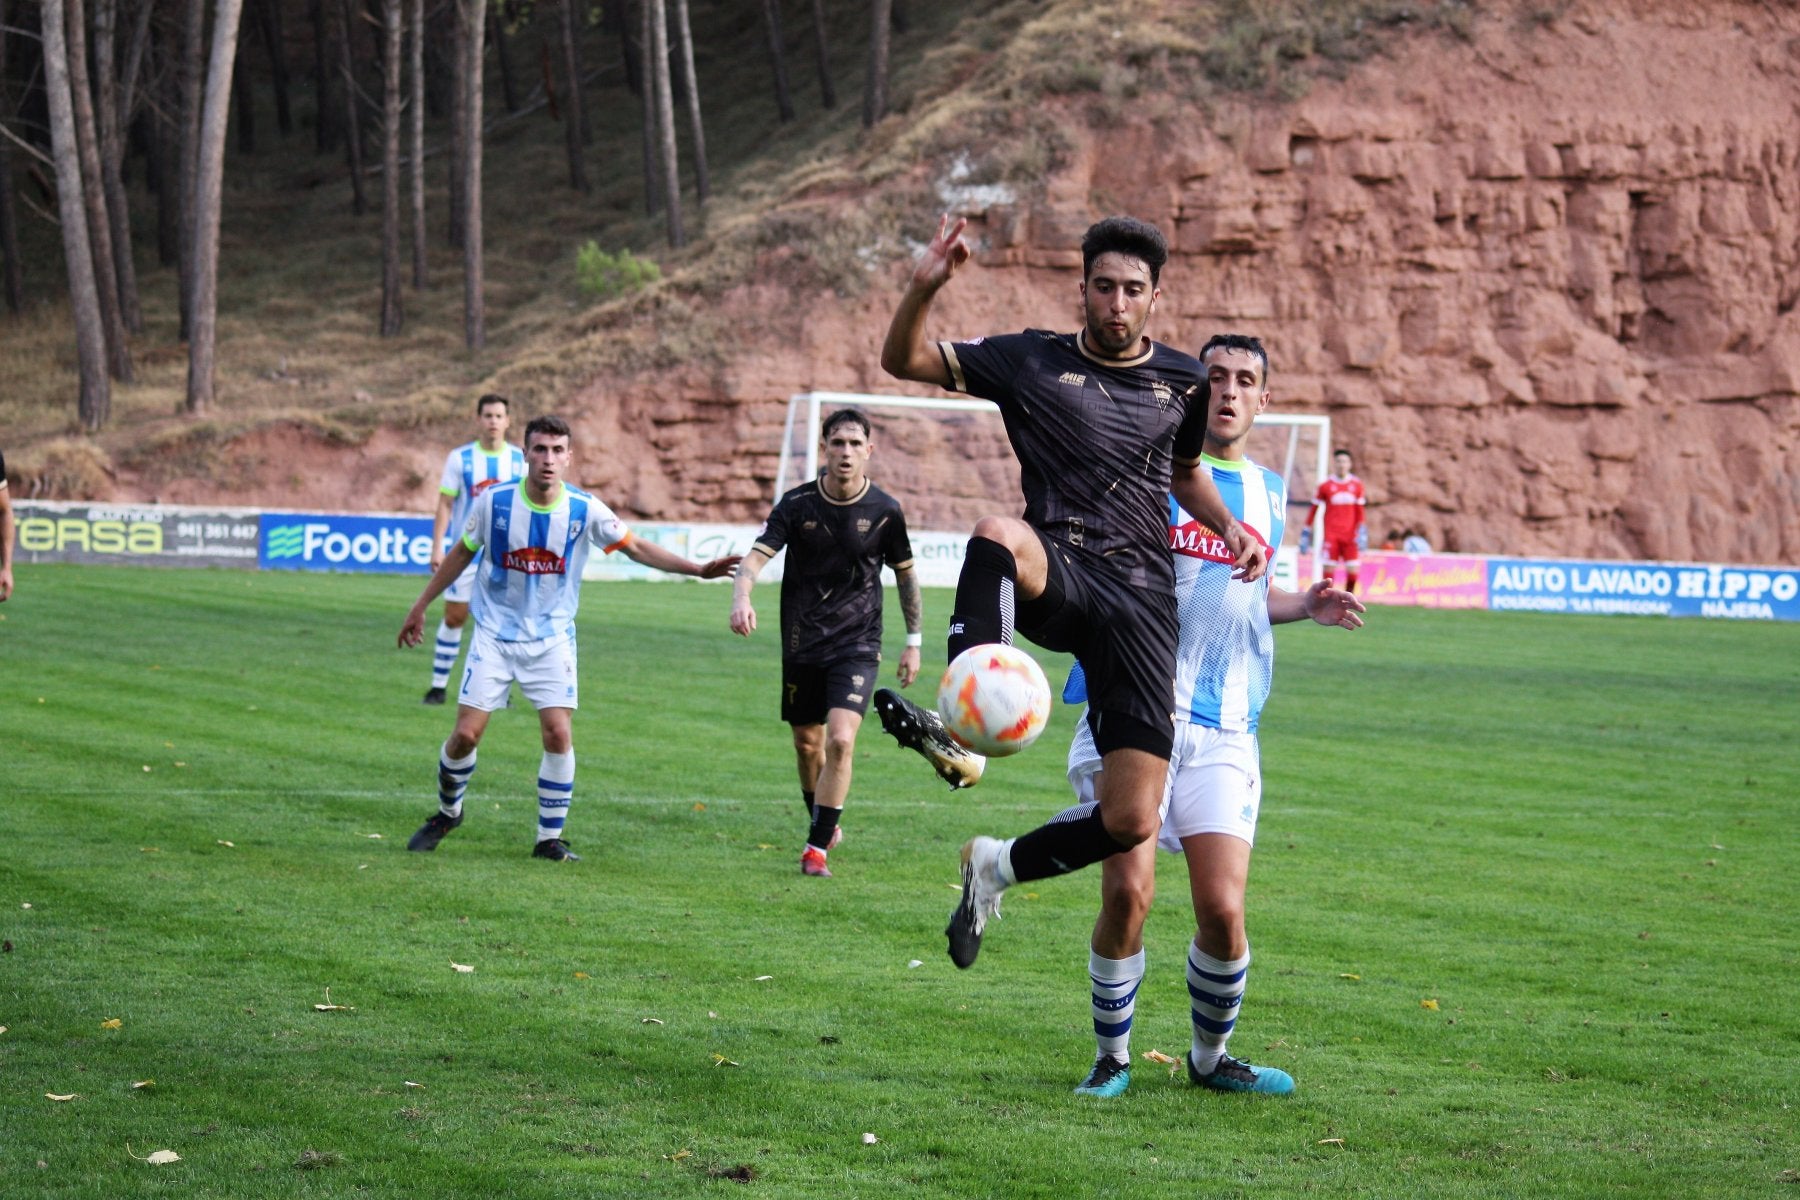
left=937, top=644, right=1052, bottom=757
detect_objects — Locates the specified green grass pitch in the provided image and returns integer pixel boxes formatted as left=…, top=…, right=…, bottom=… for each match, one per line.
left=2, top=565, right=1796, bottom=1197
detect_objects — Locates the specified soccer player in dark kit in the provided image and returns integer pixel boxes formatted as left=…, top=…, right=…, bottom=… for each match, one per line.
left=730, top=408, right=925, bottom=878
left=876, top=214, right=1268, bottom=968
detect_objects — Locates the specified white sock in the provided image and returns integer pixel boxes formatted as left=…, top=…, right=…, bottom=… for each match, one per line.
left=536, top=750, right=575, bottom=843
left=1188, top=944, right=1251, bottom=1076
left=437, top=743, right=477, bottom=818
left=1090, top=948, right=1145, bottom=1063
left=431, top=620, right=463, bottom=689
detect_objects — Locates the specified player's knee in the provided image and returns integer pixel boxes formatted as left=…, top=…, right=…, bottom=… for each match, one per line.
left=970, top=516, right=1031, bottom=556
left=1100, top=808, right=1159, bottom=848
left=1195, top=902, right=1245, bottom=952
left=823, top=728, right=857, bottom=762
left=1101, top=873, right=1154, bottom=927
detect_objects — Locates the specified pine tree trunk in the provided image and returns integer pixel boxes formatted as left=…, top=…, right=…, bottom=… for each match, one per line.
left=310, top=0, right=337, bottom=152
left=447, top=0, right=466, bottom=247
left=336, top=0, right=367, bottom=214
left=151, top=52, right=182, bottom=268
left=233, top=21, right=256, bottom=153
left=66, top=0, right=133, bottom=381
left=408, top=0, right=426, bottom=287
left=42, top=0, right=113, bottom=428
left=672, top=0, right=706, bottom=202
left=379, top=0, right=402, bottom=334
left=558, top=0, right=587, bottom=191
left=187, top=0, right=246, bottom=413
left=94, top=0, right=144, bottom=332
left=0, top=0, right=28, bottom=313
left=254, top=0, right=293, bottom=135
left=637, top=0, right=658, bottom=215
left=179, top=0, right=205, bottom=340
left=807, top=0, right=834, bottom=109
left=760, top=0, right=794, bottom=122
left=862, top=0, right=891, bottom=128
left=649, top=0, right=681, bottom=247
left=458, top=0, right=484, bottom=349
left=489, top=8, right=517, bottom=113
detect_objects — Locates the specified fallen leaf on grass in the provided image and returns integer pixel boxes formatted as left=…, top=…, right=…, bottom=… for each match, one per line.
left=573, top=972, right=590, bottom=980
left=907, top=960, right=923, bottom=969
left=101, top=1018, right=122, bottom=1029
left=132, top=1081, right=154, bottom=1089
left=47, top=1093, right=76, bottom=1101
left=861, top=1132, right=879, bottom=1145
left=1140, top=1050, right=1178, bottom=1065
left=139, top=846, right=158, bottom=852
left=708, top=1012, right=718, bottom=1019
left=0, top=1026, right=8, bottom=1035
left=754, top=975, right=773, bottom=982
left=128, top=1144, right=181, bottom=1164
left=216, top=840, right=234, bottom=848
left=641, top=1018, right=664, bottom=1025
left=664, top=1149, right=692, bottom=1162
left=404, top=1081, right=425, bottom=1089
left=1420, top=999, right=1440, bottom=1011
left=692, top=803, right=706, bottom=812
left=711, top=1054, right=740, bottom=1068
left=756, top=843, right=775, bottom=851
left=1317, top=1138, right=1345, bottom=1147
left=21, top=903, right=32, bottom=909
left=1338, top=973, right=1361, bottom=981
left=314, top=988, right=354, bottom=1012
left=364, top=834, right=383, bottom=840
left=449, top=962, right=474, bottom=973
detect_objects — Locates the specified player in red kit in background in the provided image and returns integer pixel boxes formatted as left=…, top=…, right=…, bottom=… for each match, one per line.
left=1301, top=448, right=1366, bottom=593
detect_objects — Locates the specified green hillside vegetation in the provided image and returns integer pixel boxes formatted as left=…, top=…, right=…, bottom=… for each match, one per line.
left=2, top=0, right=1478, bottom=494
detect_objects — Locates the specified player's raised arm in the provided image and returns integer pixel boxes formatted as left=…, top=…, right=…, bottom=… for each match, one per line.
left=400, top=540, right=477, bottom=647
left=729, top=548, right=774, bottom=636
left=1268, top=580, right=1366, bottom=629
left=1172, top=460, right=1267, bottom=582
left=880, top=214, right=971, bottom=388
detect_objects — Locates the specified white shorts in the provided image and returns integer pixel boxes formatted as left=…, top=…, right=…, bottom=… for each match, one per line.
left=459, top=626, right=578, bottom=712
left=443, top=556, right=479, bottom=604
left=1067, top=716, right=1260, bottom=852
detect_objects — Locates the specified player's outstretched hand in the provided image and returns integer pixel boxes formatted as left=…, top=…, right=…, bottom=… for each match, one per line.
left=896, top=645, right=922, bottom=688
left=912, top=214, right=972, bottom=293
left=1304, top=580, right=1366, bottom=630
left=697, top=554, right=742, bottom=580
left=1225, top=523, right=1268, bottom=582
left=398, top=610, right=426, bottom=648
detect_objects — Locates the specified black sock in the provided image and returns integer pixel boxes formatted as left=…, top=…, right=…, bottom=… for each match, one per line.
left=806, top=805, right=841, bottom=852
left=802, top=789, right=816, bottom=820
left=949, top=536, right=1017, bottom=661
left=1006, top=810, right=1129, bottom=882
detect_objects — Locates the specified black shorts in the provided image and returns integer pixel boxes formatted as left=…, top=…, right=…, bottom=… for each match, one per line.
left=1017, top=531, right=1176, bottom=759
left=781, top=656, right=880, bottom=726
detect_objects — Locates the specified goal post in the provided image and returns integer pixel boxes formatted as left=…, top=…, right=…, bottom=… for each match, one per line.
left=777, top=392, right=1330, bottom=584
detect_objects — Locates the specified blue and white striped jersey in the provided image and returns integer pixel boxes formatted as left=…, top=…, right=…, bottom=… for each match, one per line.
left=1170, top=454, right=1285, bottom=732
left=439, top=441, right=527, bottom=546
left=460, top=482, right=631, bottom=642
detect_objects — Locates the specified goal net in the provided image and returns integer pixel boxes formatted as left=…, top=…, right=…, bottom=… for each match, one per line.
left=776, top=392, right=1330, bottom=584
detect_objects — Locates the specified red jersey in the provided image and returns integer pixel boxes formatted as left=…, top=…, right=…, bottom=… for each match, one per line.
left=1308, top=474, right=1366, bottom=540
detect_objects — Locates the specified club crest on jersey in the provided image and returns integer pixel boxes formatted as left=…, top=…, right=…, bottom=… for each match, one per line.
left=568, top=521, right=584, bottom=540
left=856, top=519, right=871, bottom=534
left=502, top=546, right=567, bottom=574
left=1150, top=380, right=1173, bottom=409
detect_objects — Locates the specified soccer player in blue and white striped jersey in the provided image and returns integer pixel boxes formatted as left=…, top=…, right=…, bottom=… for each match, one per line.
left=422, top=394, right=527, bottom=705
left=1064, top=336, right=1365, bottom=1098
left=398, top=415, right=740, bottom=861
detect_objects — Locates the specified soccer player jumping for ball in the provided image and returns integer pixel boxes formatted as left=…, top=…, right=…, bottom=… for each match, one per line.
left=877, top=214, right=1267, bottom=967
left=399, top=416, right=739, bottom=861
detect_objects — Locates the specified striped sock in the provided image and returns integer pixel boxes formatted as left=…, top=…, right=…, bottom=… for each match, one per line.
left=536, top=750, right=575, bottom=842
left=437, top=743, right=476, bottom=818
left=1187, top=944, right=1250, bottom=1076
left=431, top=621, right=463, bottom=689
left=1090, top=948, right=1145, bottom=1064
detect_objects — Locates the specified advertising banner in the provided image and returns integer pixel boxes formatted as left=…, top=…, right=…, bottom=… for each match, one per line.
left=259, top=512, right=436, bottom=574
left=1487, top=557, right=1800, bottom=621
left=1333, top=551, right=1490, bottom=609
left=12, top=501, right=261, bottom=568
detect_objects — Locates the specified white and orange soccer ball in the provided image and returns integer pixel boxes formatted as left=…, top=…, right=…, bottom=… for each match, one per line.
left=937, top=643, right=1052, bottom=758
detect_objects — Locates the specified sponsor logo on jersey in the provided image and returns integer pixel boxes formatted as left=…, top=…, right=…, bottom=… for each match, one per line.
left=502, top=546, right=567, bottom=574
left=1059, top=371, right=1087, bottom=387
left=1170, top=519, right=1269, bottom=564
left=471, top=477, right=504, bottom=496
